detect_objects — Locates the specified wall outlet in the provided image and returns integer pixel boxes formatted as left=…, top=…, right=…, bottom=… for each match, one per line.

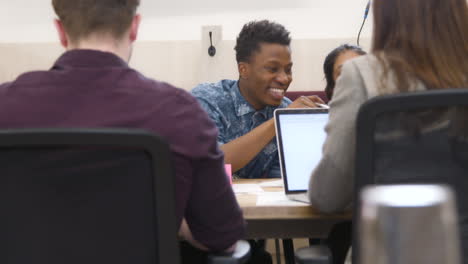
left=202, top=25, right=223, bottom=48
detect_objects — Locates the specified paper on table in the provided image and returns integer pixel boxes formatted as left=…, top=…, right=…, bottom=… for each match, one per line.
left=232, top=184, right=264, bottom=194
left=259, top=179, right=283, bottom=187
left=256, top=192, right=305, bottom=206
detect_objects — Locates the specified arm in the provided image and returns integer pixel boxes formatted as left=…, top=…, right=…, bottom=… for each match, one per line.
left=179, top=219, right=236, bottom=253
left=224, top=95, right=325, bottom=173
left=179, top=219, right=210, bottom=251
left=221, top=118, right=275, bottom=172
left=162, top=89, right=245, bottom=252
left=181, top=97, right=245, bottom=252
left=308, top=61, right=368, bottom=213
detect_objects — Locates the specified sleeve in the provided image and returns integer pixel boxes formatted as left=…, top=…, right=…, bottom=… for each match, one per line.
left=308, top=61, right=368, bottom=213
left=192, top=95, right=228, bottom=145
left=180, top=96, right=246, bottom=251
left=283, top=96, right=292, bottom=106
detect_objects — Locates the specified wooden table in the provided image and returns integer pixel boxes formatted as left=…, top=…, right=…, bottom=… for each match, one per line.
left=234, top=179, right=351, bottom=239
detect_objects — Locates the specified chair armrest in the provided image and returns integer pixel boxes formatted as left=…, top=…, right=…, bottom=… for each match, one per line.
left=208, top=240, right=251, bottom=264
left=295, top=245, right=332, bottom=264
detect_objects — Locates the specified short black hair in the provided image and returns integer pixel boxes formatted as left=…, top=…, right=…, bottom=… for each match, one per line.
left=235, top=20, right=291, bottom=63
left=324, top=44, right=366, bottom=100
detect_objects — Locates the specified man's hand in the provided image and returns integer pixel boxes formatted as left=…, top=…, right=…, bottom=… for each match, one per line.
left=288, top=95, right=325, bottom=108
left=221, top=96, right=325, bottom=173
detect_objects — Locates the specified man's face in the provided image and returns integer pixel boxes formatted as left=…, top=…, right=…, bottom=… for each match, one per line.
left=239, top=43, right=293, bottom=110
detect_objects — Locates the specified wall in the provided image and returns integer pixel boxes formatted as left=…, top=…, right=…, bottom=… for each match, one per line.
left=0, top=0, right=373, bottom=91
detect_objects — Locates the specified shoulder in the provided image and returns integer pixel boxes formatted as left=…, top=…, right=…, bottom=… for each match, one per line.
left=2, top=69, right=50, bottom=87
left=343, top=54, right=381, bottom=79
left=348, top=54, right=380, bottom=69
left=192, top=81, right=222, bottom=95
left=131, top=72, right=196, bottom=104
left=0, top=82, right=11, bottom=98
left=0, top=81, right=11, bottom=91
left=341, top=54, right=384, bottom=98
left=122, top=74, right=209, bottom=124
left=192, top=79, right=236, bottom=101
left=191, top=80, right=238, bottom=114
left=0, top=70, right=56, bottom=96
left=192, top=79, right=236, bottom=91
left=137, top=77, right=219, bottom=154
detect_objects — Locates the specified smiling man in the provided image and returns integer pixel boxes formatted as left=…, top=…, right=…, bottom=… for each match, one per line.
left=192, top=20, right=322, bottom=179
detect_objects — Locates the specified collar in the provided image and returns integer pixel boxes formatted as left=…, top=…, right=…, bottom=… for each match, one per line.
left=52, top=49, right=129, bottom=70
left=230, top=81, right=272, bottom=118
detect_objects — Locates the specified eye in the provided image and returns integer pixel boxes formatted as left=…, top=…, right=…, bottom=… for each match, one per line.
left=265, top=66, right=278, bottom=73
left=285, top=67, right=292, bottom=75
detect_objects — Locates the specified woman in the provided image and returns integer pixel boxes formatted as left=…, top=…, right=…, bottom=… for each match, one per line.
left=323, top=44, right=366, bottom=100
left=309, top=0, right=468, bottom=213
left=316, top=45, right=367, bottom=264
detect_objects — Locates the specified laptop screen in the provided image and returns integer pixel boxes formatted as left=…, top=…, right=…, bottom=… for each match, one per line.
left=275, top=109, right=328, bottom=193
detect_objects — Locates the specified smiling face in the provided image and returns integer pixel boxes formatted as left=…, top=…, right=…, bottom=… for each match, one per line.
left=238, top=43, right=293, bottom=110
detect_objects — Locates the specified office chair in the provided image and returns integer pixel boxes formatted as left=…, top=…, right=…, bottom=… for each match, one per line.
left=296, top=88, right=468, bottom=264
left=0, top=129, right=250, bottom=264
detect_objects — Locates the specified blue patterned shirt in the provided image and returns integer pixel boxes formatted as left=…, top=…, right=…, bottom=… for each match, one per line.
left=192, top=79, right=292, bottom=179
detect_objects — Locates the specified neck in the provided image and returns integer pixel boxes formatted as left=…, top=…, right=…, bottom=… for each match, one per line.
left=238, top=79, right=263, bottom=111
left=68, top=35, right=131, bottom=63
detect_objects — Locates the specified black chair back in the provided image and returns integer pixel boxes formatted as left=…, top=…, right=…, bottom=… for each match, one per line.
left=354, top=88, right=468, bottom=263
left=0, top=129, right=180, bottom=264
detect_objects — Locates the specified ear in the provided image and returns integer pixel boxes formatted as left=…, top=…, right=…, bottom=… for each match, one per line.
left=129, top=14, right=141, bottom=42
left=238, top=62, right=249, bottom=80
left=54, top=19, right=68, bottom=48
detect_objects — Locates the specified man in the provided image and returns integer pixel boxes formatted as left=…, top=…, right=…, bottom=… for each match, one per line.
left=0, top=0, right=244, bottom=259
left=193, top=20, right=347, bottom=264
left=192, top=20, right=322, bottom=179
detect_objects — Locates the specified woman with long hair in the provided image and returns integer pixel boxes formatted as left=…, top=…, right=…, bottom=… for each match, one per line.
left=323, top=44, right=366, bottom=100
left=308, top=0, right=468, bottom=212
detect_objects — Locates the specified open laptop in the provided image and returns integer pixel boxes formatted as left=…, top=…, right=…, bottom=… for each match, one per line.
left=274, top=108, right=329, bottom=203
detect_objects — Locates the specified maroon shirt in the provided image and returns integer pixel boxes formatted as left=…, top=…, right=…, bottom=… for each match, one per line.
left=0, top=49, right=245, bottom=251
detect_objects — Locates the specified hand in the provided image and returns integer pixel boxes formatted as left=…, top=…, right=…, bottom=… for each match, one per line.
left=288, top=95, right=325, bottom=109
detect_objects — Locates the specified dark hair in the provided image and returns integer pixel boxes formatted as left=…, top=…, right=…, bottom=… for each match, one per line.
left=324, top=44, right=366, bottom=100
left=234, top=20, right=291, bottom=63
left=372, top=0, right=468, bottom=91
left=52, top=0, right=140, bottom=43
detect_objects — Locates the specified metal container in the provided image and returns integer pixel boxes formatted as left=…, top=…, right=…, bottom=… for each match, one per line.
left=359, top=185, right=461, bottom=264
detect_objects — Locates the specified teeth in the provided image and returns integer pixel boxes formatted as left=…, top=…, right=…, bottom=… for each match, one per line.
left=270, top=88, right=284, bottom=95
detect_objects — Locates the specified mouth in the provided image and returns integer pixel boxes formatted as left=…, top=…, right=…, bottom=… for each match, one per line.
left=268, top=87, right=286, bottom=100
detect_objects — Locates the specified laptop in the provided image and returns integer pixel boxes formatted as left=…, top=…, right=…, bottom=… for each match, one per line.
left=274, top=108, right=329, bottom=203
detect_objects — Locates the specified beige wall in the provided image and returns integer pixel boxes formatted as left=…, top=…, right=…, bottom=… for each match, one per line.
left=0, top=38, right=371, bottom=92
left=1, top=1, right=373, bottom=42
left=0, top=1, right=374, bottom=91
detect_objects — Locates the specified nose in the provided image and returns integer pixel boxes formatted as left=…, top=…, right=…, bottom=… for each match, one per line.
left=276, top=70, right=290, bottom=85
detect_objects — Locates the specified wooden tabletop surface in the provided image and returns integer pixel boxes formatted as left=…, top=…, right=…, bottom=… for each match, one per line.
left=234, top=179, right=351, bottom=221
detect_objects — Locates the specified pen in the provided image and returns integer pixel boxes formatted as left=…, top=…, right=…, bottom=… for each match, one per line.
left=317, top=103, right=330, bottom=109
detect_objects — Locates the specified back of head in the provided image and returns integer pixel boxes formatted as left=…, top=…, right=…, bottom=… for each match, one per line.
left=372, top=0, right=468, bottom=91
left=234, top=20, right=291, bottom=63
left=52, top=0, right=140, bottom=43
